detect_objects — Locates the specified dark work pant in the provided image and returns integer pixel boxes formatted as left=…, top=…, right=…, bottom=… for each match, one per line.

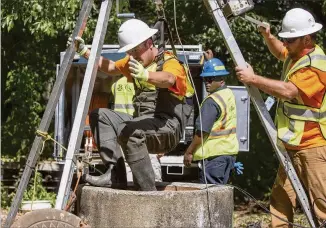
left=90, top=109, right=132, bottom=165
left=117, top=114, right=181, bottom=190
left=90, top=108, right=181, bottom=190
left=199, top=155, right=236, bottom=185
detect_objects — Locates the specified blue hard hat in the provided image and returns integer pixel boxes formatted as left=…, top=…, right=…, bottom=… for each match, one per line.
left=200, top=58, right=229, bottom=77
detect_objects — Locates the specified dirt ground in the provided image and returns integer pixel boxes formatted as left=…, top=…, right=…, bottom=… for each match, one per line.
left=1, top=207, right=310, bottom=228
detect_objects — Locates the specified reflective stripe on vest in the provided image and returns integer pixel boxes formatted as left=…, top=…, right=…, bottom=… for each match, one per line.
left=113, top=103, right=135, bottom=110
left=112, top=77, right=135, bottom=116
left=210, top=127, right=236, bottom=137
left=193, top=88, right=239, bottom=161
left=276, top=45, right=326, bottom=145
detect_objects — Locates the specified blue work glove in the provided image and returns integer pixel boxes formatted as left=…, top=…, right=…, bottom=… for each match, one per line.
left=234, top=162, right=244, bottom=175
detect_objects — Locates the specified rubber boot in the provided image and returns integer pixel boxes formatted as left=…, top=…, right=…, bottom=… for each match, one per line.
left=83, top=164, right=114, bottom=187
left=111, top=157, right=127, bottom=189
left=128, top=155, right=156, bottom=191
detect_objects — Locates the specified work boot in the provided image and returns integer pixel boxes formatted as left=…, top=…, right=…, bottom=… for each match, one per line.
left=83, top=164, right=114, bottom=187
left=128, top=155, right=156, bottom=191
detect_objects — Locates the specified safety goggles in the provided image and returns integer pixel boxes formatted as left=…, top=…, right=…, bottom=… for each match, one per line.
left=202, top=77, right=222, bottom=83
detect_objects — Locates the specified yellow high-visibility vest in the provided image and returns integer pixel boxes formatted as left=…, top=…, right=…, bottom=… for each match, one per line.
left=276, top=45, right=326, bottom=145
left=111, top=77, right=135, bottom=116
left=193, top=88, right=239, bottom=161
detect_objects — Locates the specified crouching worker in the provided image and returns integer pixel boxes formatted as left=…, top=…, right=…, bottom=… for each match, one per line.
left=183, top=58, right=239, bottom=184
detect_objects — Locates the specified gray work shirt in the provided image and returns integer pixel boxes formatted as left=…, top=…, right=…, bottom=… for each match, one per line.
left=195, top=85, right=227, bottom=135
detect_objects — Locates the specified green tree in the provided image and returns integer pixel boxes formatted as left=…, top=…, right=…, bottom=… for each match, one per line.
left=1, top=0, right=123, bottom=157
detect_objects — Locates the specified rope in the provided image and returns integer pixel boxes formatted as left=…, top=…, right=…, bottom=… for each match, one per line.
left=36, top=130, right=104, bottom=174
left=36, top=130, right=67, bottom=152
left=29, top=130, right=57, bottom=209
left=64, top=171, right=82, bottom=211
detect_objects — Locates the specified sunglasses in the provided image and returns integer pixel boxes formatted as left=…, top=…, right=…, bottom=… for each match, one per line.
left=127, top=41, right=147, bottom=55
left=283, top=37, right=301, bottom=44
left=203, top=77, right=222, bottom=82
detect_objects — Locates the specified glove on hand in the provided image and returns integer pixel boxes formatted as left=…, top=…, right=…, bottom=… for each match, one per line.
left=128, top=56, right=149, bottom=81
left=67, top=36, right=87, bottom=56
left=234, top=162, right=244, bottom=175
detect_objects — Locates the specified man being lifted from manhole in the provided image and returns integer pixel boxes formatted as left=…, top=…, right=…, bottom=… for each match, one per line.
left=70, top=19, right=192, bottom=191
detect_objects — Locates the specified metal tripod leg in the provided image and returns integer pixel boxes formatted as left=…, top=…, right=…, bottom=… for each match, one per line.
left=55, top=0, right=113, bottom=210
left=203, top=0, right=317, bottom=227
left=4, top=1, right=93, bottom=227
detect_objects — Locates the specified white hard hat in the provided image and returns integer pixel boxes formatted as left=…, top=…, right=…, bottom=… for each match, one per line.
left=117, top=19, right=158, bottom=53
left=278, top=8, right=323, bottom=38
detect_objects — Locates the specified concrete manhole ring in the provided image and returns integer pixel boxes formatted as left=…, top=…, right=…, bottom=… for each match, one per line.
left=78, top=182, right=234, bottom=228
left=11, top=208, right=86, bottom=228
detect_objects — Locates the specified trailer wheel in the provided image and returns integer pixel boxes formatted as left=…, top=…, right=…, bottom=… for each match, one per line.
left=11, top=208, right=89, bottom=228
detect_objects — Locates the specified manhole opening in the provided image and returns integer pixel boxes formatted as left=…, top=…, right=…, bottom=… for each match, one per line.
left=157, top=186, right=200, bottom=191
left=82, top=183, right=203, bottom=192
left=121, top=185, right=200, bottom=191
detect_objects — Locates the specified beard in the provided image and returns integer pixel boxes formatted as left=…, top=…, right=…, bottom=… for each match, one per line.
left=287, top=49, right=297, bottom=59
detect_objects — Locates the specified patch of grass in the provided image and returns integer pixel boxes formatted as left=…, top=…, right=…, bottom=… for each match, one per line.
left=233, top=209, right=310, bottom=228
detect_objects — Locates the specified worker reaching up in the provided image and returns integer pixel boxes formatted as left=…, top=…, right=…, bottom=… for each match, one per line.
left=235, top=8, right=326, bottom=227
left=183, top=58, right=239, bottom=184
left=70, top=19, right=192, bottom=191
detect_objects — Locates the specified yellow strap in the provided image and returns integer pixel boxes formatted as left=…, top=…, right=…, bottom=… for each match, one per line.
left=36, top=130, right=68, bottom=153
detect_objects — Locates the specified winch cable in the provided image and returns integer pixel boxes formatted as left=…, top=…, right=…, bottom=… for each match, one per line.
left=172, top=1, right=213, bottom=227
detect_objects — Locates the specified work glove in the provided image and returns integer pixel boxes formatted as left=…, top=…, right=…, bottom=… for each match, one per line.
left=234, top=162, right=244, bottom=175
left=66, top=36, right=88, bottom=56
left=128, top=56, right=149, bottom=81
left=258, top=22, right=271, bottom=38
